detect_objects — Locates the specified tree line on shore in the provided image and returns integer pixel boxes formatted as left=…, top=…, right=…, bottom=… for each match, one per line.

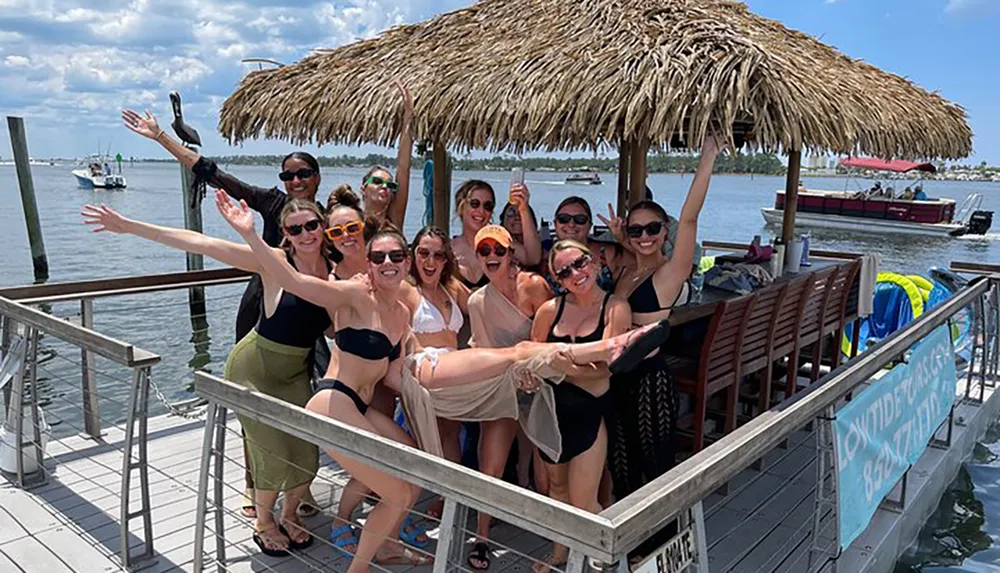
left=143, top=151, right=787, bottom=175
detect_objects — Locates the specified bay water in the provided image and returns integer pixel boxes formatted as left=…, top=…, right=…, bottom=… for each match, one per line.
left=2, top=162, right=999, bottom=571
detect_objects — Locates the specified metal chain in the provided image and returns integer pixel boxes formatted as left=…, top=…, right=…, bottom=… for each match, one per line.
left=146, top=373, right=206, bottom=420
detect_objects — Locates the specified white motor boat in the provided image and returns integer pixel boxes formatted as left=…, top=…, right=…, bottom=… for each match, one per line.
left=72, top=163, right=127, bottom=189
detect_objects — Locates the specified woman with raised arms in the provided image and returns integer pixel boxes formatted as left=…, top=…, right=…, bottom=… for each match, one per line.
left=214, top=191, right=667, bottom=573
left=82, top=199, right=333, bottom=557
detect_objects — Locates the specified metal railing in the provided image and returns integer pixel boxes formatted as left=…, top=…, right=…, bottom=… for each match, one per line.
left=192, top=273, right=998, bottom=572
left=0, top=295, right=162, bottom=569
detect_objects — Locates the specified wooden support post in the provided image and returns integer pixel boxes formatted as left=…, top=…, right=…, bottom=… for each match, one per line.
left=628, top=137, right=649, bottom=208
left=617, top=140, right=631, bottom=216
left=781, top=149, right=802, bottom=245
left=79, top=298, right=101, bottom=439
left=432, top=138, right=451, bottom=232
left=179, top=160, right=204, bottom=272
left=7, top=117, right=49, bottom=281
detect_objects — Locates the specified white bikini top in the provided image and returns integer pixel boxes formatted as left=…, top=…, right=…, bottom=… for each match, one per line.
left=412, top=286, right=465, bottom=334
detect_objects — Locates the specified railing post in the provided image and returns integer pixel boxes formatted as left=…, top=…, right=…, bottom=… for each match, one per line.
left=434, top=498, right=470, bottom=573
left=79, top=298, right=102, bottom=439
left=194, top=403, right=225, bottom=573
left=120, top=366, right=155, bottom=569
left=7, top=325, right=44, bottom=489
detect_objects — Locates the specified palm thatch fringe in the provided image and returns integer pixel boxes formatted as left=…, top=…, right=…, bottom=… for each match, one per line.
left=219, top=0, right=971, bottom=159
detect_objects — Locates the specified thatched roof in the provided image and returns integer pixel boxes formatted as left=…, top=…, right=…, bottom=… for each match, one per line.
left=219, top=0, right=972, bottom=159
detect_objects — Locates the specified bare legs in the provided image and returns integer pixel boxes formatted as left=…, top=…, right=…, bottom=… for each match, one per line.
left=470, top=418, right=519, bottom=569
left=534, top=422, right=607, bottom=573
left=416, top=328, right=655, bottom=390
left=307, top=390, right=428, bottom=573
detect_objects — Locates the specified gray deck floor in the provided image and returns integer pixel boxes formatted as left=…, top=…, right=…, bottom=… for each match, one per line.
left=0, top=409, right=838, bottom=573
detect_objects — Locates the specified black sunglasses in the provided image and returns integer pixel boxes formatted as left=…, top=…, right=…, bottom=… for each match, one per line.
left=365, top=176, right=399, bottom=192
left=467, top=198, right=495, bottom=212
left=284, top=219, right=323, bottom=236
left=279, top=168, right=316, bottom=182
left=556, top=213, right=590, bottom=226
left=416, top=247, right=447, bottom=262
left=626, top=221, right=664, bottom=238
left=554, top=254, right=592, bottom=281
left=476, top=243, right=509, bottom=258
left=368, top=249, right=407, bottom=264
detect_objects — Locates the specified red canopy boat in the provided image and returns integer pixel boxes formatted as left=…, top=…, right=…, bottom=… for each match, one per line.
left=759, top=158, right=991, bottom=238
left=839, top=157, right=937, bottom=174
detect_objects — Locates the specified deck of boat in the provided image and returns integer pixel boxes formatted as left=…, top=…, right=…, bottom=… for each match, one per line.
left=1, top=408, right=830, bottom=573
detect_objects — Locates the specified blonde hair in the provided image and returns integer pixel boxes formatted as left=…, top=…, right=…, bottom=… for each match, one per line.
left=547, top=239, right=592, bottom=271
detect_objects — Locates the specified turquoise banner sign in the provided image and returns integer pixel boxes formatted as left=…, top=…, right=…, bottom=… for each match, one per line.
left=833, top=325, right=957, bottom=550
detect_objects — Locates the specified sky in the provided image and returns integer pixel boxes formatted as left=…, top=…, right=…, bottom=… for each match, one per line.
left=0, top=0, right=997, bottom=164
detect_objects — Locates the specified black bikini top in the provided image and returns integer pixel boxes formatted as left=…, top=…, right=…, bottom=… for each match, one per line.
left=255, top=254, right=332, bottom=348
left=547, top=292, right=611, bottom=344
left=460, top=273, right=490, bottom=289
left=334, top=327, right=402, bottom=362
left=627, top=273, right=689, bottom=314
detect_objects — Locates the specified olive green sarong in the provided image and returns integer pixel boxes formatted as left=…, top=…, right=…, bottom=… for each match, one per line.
left=224, top=330, right=318, bottom=491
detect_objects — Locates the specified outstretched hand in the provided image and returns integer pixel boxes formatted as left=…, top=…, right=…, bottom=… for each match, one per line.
left=122, top=109, right=161, bottom=140
left=394, top=80, right=413, bottom=127
left=702, top=130, right=725, bottom=157
left=82, top=205, right=131, bottom=233
left=214, top=190, right=256, bottom=238
left=596, top=203, right=626, bottom=244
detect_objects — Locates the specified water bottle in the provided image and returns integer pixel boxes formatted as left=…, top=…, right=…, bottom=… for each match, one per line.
left=800, top=233, right=811, bottom=266
left=540, top=218, right=553, bottom=250
left=690, top=272, right=705, bottom=303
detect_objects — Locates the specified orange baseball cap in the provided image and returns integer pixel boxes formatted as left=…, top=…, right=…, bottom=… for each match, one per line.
left=474, top=225, right=513, bottom=249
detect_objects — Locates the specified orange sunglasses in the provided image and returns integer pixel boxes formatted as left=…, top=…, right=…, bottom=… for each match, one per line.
left=325, top=220, right=364, bottom=241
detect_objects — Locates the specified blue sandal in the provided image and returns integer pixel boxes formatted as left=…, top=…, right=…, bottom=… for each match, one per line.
left=399, top=514, right=430, bottom=549
left=329, top=523, right=359, bottom=556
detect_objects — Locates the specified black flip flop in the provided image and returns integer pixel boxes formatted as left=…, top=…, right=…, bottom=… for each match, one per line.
left=279, top=524, right=314, bottom=551
left=253, top=528, right=290, bottom=557
left=468, top=541, right=491, bottom=570
left=609, top=320, right=671, bottom=376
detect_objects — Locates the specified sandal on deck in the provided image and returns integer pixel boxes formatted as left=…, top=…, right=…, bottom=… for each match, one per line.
left=609, top=320, right=670, bottom=376
left=252, top=525, right=290, bottom=557
left=241, top=488, right=257, bottom=519
left=468, top=542, right=491, bottom=570
left=279, top=517, right=313, bottom=551
left=532, top=552, right=568, bottom=573
left=297, top=492, right=320, bottom=518
left=375, top=546, right=434, bottom=566
left=329, top=523, right=359, bottom=556
left=399, top=514, right=431, bottom=549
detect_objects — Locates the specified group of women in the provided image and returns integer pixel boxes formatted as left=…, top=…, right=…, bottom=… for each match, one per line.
left=101, top=103, right=723, bottom=573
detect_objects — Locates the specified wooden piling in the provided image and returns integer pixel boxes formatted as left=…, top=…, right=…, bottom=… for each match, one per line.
left=7, top=117, right=49, bottom=281
left=617, top=140, right=631, bottom=217
left=432, top=138, right=451, bottom=232
left=628, top=137, right=649, bottom=208
left=781, top=149, right=803, bottom=245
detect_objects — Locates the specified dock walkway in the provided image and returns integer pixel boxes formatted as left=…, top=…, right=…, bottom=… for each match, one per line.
left=1, top=408, right=829, bottom=573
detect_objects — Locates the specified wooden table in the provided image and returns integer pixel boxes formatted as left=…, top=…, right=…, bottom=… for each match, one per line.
left=669, top=259, right=857, bottom=326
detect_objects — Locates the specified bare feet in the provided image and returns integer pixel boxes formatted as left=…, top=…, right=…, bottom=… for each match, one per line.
left=532, top=551, right=568, bottom=573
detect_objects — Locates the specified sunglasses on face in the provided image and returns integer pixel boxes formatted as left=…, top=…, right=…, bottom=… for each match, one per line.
left=368, top=249, right=408, bottom=264
left=284, top=219, right=323, bottom=236
left=278, top=168, right=316, bottom=182
left=365, top=176, right=399, bottom=193
left=416, top=247, right=447, bottom=262
left=626, top=221, right=664, bottom=238
left=554, top=254, right=592, bottom=281
left=325, top=220, right=364, bottom=240
left=556, top=213, right=590, bottom=225
left=467, top=198, right=495, bottom=212
left=476, top=243, right=509, bottom=258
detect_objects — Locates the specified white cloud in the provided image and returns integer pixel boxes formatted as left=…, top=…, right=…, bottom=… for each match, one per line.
left=0, top=0, right=474, bottom=157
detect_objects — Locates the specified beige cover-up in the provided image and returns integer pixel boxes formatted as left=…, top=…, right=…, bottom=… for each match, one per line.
left=398, top=283, right=566, bottom=461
